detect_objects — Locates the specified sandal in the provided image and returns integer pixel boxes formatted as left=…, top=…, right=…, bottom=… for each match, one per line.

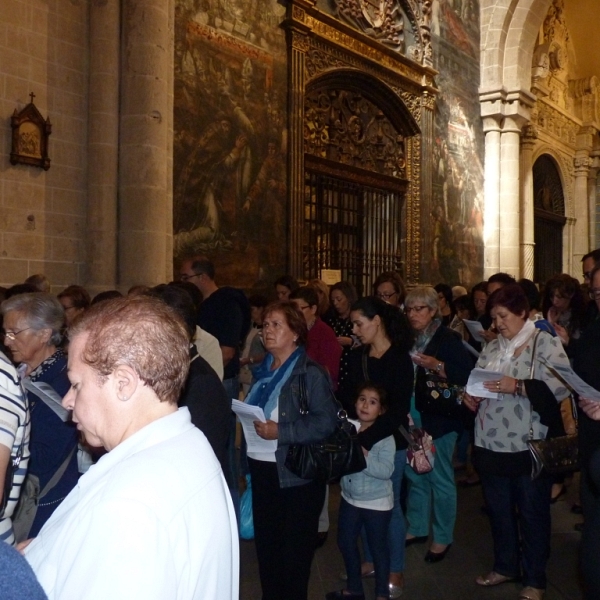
left=475, top=571, right=517, bottom=586
left=518, top=586, right=545, bottom=600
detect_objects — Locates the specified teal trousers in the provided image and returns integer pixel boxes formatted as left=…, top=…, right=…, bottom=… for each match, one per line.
left=404, top=430, right=458, bottom=546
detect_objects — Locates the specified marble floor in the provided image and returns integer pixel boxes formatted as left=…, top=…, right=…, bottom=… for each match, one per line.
left=239, top=474, right=584, bottom=600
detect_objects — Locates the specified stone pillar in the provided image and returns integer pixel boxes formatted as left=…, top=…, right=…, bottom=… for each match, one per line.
left=118, top=0, right=172, bottom=287
left=520, top=125, right=537, bottom=280
left=498, top=116, right=523, bottom=277
left=588, top=162, right=599, bottom=251
left=482, top=116, right=501, bottom=279
left=573, top=155, right=592, bottom=267
left=86, top=0, right=120, bottom=292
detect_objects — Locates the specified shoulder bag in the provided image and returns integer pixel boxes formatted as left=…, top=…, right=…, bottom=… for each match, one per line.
left=526, top=331, right=580, bottom=479
left=285, top=374, right=366, bottom=484
left=414, top=329, right=465, bottom=419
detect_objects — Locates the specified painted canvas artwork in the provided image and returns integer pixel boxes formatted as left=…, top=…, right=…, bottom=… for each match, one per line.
left=430, top=0, right=484, bottom=287
left=173, top=0, right=288, bottom=286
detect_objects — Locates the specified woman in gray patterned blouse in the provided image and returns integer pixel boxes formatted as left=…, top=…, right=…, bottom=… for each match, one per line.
left=463, top=283, right=570, bottom=600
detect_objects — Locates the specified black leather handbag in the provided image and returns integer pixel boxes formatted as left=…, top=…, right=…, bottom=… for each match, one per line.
left=285, top=374, right=366, bottom=484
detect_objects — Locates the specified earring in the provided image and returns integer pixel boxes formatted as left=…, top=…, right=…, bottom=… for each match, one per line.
left=118, top=395, right=128, bottom=402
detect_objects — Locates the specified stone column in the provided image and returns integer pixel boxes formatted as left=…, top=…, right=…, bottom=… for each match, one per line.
left=86, top=0, right=120, bottom=292
left=118, top=0, right=172, bottom=287
left=498, top=116, right=523, bottom=277
left=482, top=116, right=501, bottom=279
left=573, top=155, right=592, bottom=267
left=520, top=124, right=537, bottom=280
left=588, top=161, right=598, bottom=251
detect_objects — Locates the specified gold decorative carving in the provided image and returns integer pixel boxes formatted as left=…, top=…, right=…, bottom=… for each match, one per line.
left=333, top=0, right=405, bottom=52
left=305, top=48, right=347, bottom=78
left=304, top=89, right=406, bottom=179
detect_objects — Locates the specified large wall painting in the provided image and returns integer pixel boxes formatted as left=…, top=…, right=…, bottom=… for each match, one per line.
left=430, top=0, right=483, bottom=287
left=173, top=0, right=287, bottom=286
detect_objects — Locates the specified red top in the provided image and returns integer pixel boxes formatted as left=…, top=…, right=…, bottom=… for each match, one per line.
left=306, top=318, right=343, bottom=390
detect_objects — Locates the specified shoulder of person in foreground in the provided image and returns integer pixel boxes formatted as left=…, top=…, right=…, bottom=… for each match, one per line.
left=0, top=542, right=47, bottom=600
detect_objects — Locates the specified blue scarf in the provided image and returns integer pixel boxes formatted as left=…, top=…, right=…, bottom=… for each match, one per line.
left=246, top=346, right=304, bottom=419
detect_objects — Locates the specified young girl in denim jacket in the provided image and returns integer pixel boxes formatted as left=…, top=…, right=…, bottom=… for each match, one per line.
left=327, top=382, right=395, bottom=600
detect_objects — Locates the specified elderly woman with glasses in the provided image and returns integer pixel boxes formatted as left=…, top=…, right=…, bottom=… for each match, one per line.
left=404, top=287, right=473, bottom=563
left=1, top=293, right=79, bottom=539
left=373, top=271, right=406, bottom=309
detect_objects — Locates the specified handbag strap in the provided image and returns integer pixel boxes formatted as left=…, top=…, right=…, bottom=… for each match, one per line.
left=527, top=329, right=541, bottom=439
left=40, top=446, right=77, bottom=500
left=298, top=372, right=343, bottom=418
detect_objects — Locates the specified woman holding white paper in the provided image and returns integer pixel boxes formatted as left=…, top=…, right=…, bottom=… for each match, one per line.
left=463, top=284, right=570, bottom=600
left=246, top=301, right=337, bottom=600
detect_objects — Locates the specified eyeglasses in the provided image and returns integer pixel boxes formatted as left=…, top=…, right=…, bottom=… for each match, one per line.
left=405, top=305, right=428, bottom=314
left=3, top=328, right=32, bottom=341
left=376, top=292, right=398, bottom=300
left=589, top=289, right=600, bottom=300
left=180, top=273, right=201, bottom=282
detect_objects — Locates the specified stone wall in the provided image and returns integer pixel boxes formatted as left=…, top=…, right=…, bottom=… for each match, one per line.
left=0, top=0, right=88, bottom=291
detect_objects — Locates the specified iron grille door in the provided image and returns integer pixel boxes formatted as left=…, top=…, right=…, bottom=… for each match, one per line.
left=304, top=171, right=402, bottom=295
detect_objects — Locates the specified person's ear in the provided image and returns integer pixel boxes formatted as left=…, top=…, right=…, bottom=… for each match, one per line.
left=38, top=328, right=53, bottom=345
left=309, top=305, right=318, bottom=317
left=111, top=365, right=139, bottom=402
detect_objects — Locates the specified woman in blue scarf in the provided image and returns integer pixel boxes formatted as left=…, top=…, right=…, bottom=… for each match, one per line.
left=247, top=301, right=337, bottom=600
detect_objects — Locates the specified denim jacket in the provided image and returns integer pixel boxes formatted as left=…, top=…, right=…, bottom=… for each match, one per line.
left=340, top=434, right=395, bottom=503
left=272, top=353, right=338, bottom=488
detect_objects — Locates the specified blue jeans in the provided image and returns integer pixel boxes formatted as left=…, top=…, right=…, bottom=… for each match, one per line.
left=363, top=449, right=407, bottom=573
left=337, top=498, right=392, bottom=598
left=480, top=470, right=552, bottom=589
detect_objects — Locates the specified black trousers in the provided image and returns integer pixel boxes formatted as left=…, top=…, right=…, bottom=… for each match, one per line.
left=581, top=448, right=600, bottom=600
left=249, top=458, right=325, bottom=600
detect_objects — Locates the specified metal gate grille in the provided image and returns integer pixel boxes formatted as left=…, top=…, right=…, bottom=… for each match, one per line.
left=303, top=171, right=402, bottom=296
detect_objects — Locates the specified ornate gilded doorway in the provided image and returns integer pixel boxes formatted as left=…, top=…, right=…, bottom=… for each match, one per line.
left=283, top=0, right=437, bottom=286
left=533, top=154, right=566, bottom=284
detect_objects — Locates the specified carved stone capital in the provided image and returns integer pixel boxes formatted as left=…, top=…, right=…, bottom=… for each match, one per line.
left=573, top=155, right=593, bottom=174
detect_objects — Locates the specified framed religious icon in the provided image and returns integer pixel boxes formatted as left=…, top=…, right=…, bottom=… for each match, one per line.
left=10, top=92, right=52, bottom=170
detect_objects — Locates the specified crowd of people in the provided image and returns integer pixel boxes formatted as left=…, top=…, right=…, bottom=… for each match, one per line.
left=0, top=253, right=599, bottom=600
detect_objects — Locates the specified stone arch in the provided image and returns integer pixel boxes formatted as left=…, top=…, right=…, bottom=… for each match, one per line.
left=480, top=0, right=553, bottom=94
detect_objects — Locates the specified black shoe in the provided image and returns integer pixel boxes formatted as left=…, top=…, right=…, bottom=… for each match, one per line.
left=571, top=503, right=583, bottom=515
left=424, top=544, right=452, bottom=563
left=325, top=591, right=365, bottom=600
left=574, top=522, right=584, bottom=532
left=405, top=535, right=428, bottom=547
left=316, top=531, right=328, bottom=549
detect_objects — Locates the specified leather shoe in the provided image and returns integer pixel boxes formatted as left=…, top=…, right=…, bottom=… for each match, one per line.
left=475, top=571, right=517, bottom=586
left=518, top=586, right=545, bottom=600
left=405, top=535, right=428, bottom=547
left=424, top=544, right=452, bottom=563
left=325, top=591, right=365, bottom=600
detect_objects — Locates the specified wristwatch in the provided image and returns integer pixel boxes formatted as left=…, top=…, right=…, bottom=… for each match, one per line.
left=436, top=362, right=443, bottom=372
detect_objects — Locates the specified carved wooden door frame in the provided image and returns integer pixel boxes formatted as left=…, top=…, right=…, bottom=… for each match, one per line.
left=283, top=0, right=437, bottom=284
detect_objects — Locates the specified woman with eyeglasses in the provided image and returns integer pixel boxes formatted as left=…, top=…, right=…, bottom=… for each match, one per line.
left=373, top=271, right=406, bottom=309
left=57, top=285, right=91, bottom=327
left=404, top=287, right=473, bottom=564
left=337, top=297, right=414, bottom=597
left=1, top=293, right=79, bottom=540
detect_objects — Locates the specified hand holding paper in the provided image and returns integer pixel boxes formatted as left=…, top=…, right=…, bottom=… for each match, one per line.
left=232, top=399, right=278, bottom=453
